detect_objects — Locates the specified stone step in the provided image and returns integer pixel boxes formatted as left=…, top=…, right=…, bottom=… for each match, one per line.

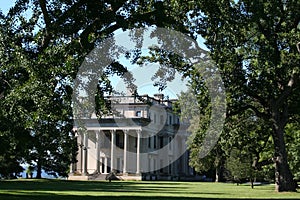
left=89, top=174, right=107, bottom=181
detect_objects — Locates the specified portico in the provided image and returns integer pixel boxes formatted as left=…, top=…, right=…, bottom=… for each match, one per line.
left=72, top=125, right=143, bottom=177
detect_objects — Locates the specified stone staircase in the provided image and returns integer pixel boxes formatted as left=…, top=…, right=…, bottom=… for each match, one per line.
left=88, top=173, right=108, bottom=181
left=69, top=173, right=141, bottom=181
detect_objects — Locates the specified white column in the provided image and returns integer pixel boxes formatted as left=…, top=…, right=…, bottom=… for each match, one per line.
left=123, top=130, right=128, bottom=174
left=69, top=163, right=74, bottom=175
left=110, top=129, right=116, bottom=172
left=96, top=131, right=101, bottom=173
left=182, top=137, right=188, bottom=175
left=136, top=129, right=141, bottom=174
left=78, top=134, right=83, bottom=173
left=104, top=157, right=108, bottom=174
left=100, top=157, right=103, bottom=173
left=82, top=132, right=88, bottom=175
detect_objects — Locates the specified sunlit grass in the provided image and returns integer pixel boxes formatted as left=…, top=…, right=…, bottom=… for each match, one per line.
left=0, top=179, right=299, bottom=199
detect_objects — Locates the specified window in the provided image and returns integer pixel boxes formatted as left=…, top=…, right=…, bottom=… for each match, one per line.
left=154, top=114, right=156, bottom=123
left=148, top=157, right=151, bottom=172
left=116, top=133, right=124, bottom=148
left=117, top=158, right=121, bottom=173
left=160, top=115, right=164, bottom=125
left=168, top=160, right=172, bottom=174
left=169, top=116, right=172, bottom=125
left=153, top=135, right=157, bottom=149
left=160, top=159, right=164, bottom=173
left=168, top=137, right=172, bottom=150
left=159, top=136, right=164, bottom=148
left=136, top=111, right=141, bottom=117
left=148, top=136, right=151, bottom=148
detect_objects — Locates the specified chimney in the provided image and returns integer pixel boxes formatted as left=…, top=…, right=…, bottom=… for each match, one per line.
left=154, top=93, right=164, bottom=100
left=126, top=87, right=133, bottom=96
left=126, top=85, right=137, bottom=96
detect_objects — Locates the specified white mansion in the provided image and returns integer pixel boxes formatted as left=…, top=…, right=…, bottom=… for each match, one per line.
left=69, top=93, right=196, bottom=181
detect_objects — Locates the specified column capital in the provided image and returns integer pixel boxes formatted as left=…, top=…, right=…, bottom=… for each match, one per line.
left=95, top=130, right=100, bottom=138
left=136, top=129, right=142, bottom=135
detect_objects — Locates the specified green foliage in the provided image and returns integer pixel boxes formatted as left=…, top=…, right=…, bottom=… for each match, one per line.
left=226, top=148, right=255, bottom=183
left=0, top=0, right=192, bottom=178
left=178, top=66, right=226, bottom=181
left=1, top=0, right=299, bottom=191
left=0, top=3, right=78, bottom=177
left=187, top=0, right=300, bottom=192
left=285, top=123, right=300, bottom=181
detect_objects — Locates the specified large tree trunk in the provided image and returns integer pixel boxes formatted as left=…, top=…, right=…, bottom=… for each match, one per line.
left=215, top=164, right=224, bottom=182
left=215, top=167, right=220, bottom=182
left=272, top=111, right=297, bottom=192
left=36, top=160, right=42, bottom=179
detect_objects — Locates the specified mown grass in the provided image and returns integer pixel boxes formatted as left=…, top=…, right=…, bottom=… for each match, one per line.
left=0, top=179, right=299, bottom=200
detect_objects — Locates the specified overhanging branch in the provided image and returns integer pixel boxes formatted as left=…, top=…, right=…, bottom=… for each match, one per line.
left=252, top=157, right=273, bottom=170
left=227, top=104, right=268, bottom=120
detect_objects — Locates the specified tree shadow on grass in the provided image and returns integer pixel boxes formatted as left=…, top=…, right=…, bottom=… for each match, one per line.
left=0, top=179, right=195, bottom=192
left=0, top=179, right=296, bottom=200
left=0, top=193, right=274, bottom=200
left=0, top=180, right=224, bottom=200
left=1, top=180, right=171, bottom=190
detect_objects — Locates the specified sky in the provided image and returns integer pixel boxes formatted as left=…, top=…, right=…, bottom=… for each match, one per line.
left=0, top=0, right=15, bottom=15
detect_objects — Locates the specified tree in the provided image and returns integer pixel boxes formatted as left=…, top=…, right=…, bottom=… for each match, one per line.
left=164, top=57, right=227, bottom=182
left=0, top=13, right=33, bottom=178
left=285, top=122, right=300, bottom=181
left=180, top=84, right=274, bottom=184
left=189, top=0, right=300, bottom=191
left=0, top=0, right=191, bottom=178
left=226, top=148, right=256, bottom=188
left=222, top=110, right=276, bottom=188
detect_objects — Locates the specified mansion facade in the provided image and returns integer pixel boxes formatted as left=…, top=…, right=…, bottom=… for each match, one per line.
left=69, top=93, right=196, bottom=181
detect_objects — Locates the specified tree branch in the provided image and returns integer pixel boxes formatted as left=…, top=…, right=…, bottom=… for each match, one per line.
left=227, top=104, right=268, bottom=120
left=275, top=71, right=299, bottom=109
left=38, top=0, right=51, bottom=27
left=252, top=157, right=273, bottom=170
left=245, top=87, right=269, bottom=108
left=38, top=0, right=51, bottom=49
left=37, top=0, right=87, bottom=51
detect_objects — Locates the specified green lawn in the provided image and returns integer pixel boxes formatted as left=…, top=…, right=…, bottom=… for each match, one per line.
left=0, top=179, right=299, bottom=200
